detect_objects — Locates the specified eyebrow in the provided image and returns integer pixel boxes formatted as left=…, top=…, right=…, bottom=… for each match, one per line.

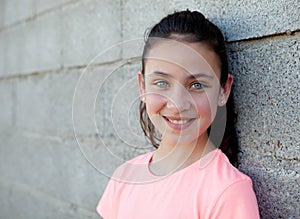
left=150, top=71, right=214, bottom=80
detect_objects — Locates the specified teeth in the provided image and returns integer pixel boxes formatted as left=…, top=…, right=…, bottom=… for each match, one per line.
left=168, top=119, right=189, bottom=125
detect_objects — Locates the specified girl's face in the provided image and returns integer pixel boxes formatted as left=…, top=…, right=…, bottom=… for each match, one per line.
left=138, top=39, right=232, bottom=147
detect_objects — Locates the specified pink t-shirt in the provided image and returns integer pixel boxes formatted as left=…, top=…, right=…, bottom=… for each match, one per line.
left=97, top=149, right=260, bottom=219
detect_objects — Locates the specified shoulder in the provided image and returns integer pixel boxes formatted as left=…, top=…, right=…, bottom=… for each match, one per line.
left=208, top=178, right=260, bottom=218
left=201, top=150, right=259, bottom=218
left=111, top=151, right=155, bottom=184
left=206, top=149, right=252, bottom=185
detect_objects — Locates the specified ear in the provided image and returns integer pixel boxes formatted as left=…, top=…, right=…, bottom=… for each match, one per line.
left=218, top=74, right=233, bottom=107
left=138, top=71, right=146, bottom=102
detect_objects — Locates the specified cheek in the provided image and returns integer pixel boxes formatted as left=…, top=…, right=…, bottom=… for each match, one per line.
left=193, top=93, right=219, bottom=121
left=145, top=94, right=166, bottom=114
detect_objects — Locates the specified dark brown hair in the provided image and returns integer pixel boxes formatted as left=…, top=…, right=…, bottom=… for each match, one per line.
left=139, top=10, right=239, bottom=166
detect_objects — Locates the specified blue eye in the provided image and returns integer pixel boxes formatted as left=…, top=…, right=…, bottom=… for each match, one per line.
left=154, top=80, right=169, bottom=88
left=191, top=82, right=204, bottom=90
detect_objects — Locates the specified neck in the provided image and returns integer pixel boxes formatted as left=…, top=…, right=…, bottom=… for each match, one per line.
left=149, top=134, right=216, bottom=176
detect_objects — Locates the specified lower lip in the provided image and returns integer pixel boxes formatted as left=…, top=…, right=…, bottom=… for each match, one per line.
left=163, top=117, right=195, bottom=131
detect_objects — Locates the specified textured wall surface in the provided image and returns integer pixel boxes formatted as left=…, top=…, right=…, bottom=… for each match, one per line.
left=0, top=0, right=299, bottom=218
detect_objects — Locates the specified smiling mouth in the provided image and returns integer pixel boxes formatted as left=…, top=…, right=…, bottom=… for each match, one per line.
left=168, top=118, right=189, bottom=125
left=163, top=116, right=195, bottom=126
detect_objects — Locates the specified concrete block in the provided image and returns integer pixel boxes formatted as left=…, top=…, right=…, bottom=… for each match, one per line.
left=0, top=179, right=100, bottom=219
left=228, top=33, right=299, bottom=218
left=62, top=0, right=121, bottom=67
left=14, top=69, right=80, bottom=136
left=3, top=0, right=34, bottom=26
left=122, top=0, right=299, bottom=43
left=0, top=79, right=14, bottom=128
left=24, top=9, right=63, bottom=73
left=0, top=131, right=108, bottom=212
left=3, top=10, right=62, bottom=75
left=72, top=62, right=128, bottom=140
left=2, top=24, right=26, bottom=76
left=229, top=33, right=299, bottom=162
left=14, top=62, right=129, bottom=138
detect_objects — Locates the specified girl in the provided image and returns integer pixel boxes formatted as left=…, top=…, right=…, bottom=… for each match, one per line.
left=97, top=10, right=259, bottom=219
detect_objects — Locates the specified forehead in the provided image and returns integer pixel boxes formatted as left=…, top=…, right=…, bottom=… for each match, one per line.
left=144, top=38, right=221, bottom=78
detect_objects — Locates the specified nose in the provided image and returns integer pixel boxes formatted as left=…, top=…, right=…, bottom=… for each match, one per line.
left=166, top=85, right=191, bottom=113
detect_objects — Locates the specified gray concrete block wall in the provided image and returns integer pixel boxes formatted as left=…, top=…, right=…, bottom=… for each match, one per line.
left=229, top=33, right=300, bottom=218
left=0, top=0, right=299, bottom=219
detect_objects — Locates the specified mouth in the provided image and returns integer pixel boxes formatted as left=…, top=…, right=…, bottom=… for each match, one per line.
left=162, top=116, right=195, bottom=130
left=167, top=118, right=190, bottom=125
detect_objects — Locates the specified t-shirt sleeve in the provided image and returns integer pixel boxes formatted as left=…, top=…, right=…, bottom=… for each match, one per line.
left=96, top=179, right=117, bottom=219
left=209, top=179, right=260, bottom=219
